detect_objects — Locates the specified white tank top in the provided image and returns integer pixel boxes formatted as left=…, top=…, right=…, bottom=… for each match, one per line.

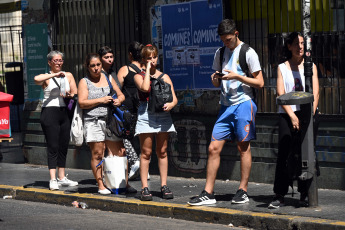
left=277, top=63, right=305, bottom=113
left=42, top=74, right=71, bottom=107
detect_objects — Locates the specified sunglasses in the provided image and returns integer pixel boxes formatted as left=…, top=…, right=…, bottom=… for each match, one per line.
left=89, top=63, right=101, bottom=68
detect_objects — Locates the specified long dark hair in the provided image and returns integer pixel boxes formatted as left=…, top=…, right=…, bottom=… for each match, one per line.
left=281, top=32, right=303, bottom=62
left=128, top=41, right=143, bottom=62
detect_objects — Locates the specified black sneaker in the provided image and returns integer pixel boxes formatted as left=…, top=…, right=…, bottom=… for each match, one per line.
left=231, top=189, right=249, bottom=204
left=161, top=185, right=174, bottom=199
left=268, top=195, right=285, bottom=209
left=187, top=190, right=216, bottom=206
left=140, top=187, right=153, bottom=201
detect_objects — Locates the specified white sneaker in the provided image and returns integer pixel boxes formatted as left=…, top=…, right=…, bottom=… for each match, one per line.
left=128, top=161, right=140, bottom=180
left=57, top=174, right=78, bottom=187
left=49, top=179, right=59, bottom=190
left=98, top=188, right=111, bottom=195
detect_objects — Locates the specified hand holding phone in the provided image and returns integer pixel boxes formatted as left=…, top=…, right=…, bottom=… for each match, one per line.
left=215, top=72, right=225, bottom=77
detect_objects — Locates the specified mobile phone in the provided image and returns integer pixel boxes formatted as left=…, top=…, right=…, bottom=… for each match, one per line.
left=215, top=72, right=225, bottom=77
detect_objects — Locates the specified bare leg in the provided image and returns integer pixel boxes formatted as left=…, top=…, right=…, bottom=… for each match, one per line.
left=57, top=167, right=65, bottom=180
left=49, top=169, right=56, bottom=180
left=89, top=142, right=106, bottom=190
left=139, top=133, right=154, bottom=189
left=155, top=132, right=170, bottom=187
left=237, top=141, right=251, bottom=192
left=204, top=140, right=226, bottom=194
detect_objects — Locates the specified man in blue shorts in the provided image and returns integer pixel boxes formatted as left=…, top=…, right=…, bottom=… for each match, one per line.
left=188, top=19, right=264, bottom=206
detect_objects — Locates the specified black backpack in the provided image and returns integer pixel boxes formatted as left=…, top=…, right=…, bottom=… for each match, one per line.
left=219, top=43, right=256, bottom=99
left=148, top=73, right=173, bottom=113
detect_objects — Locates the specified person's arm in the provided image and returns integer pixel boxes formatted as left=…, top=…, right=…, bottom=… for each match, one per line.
left=211, top=48, right=222, bottom=88
left=221, top=69, right=264, bottom=89
left=65, top=72, right=77, bottom=98
left=116, top=66, right=128, bottom=88
left=134, top=62, right=151, bottom=92
left=277, top=66, right=300, bottom=130
left=211, top=72, right=222, bottom=87
left=34, top=72, right=64, bottom=87
left=220, top=49, right=264, bottom=89
left=161, top=73, right=178, bottom=111
left=78, top=78, right=114, bottom=109
left=110, top=75, right=125, bottom=105
left=312, top=63, right=320, bottom=114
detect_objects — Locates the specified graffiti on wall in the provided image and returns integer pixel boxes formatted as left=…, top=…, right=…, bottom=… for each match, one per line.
left=169, top=119, right=208, bottom=173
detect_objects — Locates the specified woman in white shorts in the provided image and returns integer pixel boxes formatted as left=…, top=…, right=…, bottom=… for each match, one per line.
left=134, top=44, right=178, bottom=201
left=78, top=53, right=126, bottom=195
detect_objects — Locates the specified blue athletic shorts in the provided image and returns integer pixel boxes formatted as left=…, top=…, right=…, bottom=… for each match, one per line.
left=211, top=99, right=257, bottom=142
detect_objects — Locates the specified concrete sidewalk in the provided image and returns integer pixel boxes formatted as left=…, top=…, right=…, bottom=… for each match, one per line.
left=0, top=162, right=345, bottom=230
left=1, top=132, right=345, bottom=229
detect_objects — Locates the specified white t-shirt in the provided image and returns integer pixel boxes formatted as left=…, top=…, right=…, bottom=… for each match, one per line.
left=212, top=42, right=261, bottom=106
left=277, top=63, right=305, bottom=113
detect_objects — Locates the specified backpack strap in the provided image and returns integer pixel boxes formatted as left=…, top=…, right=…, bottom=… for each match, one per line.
left=219, top=46, right=226, bottom=71
left=239, top=43, right=251, bottom=78
left=129, top=63, right=142, bottom=73
left=238, top=43, right=257, bottom=100
left=157, top=73, right=165, bottom=80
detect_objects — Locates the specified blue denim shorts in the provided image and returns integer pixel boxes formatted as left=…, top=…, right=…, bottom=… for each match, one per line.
left=135, top=101, right=176, bottom=135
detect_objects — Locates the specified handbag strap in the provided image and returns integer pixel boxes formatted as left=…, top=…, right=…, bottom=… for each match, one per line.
left=102, top=70, right=121, bottom=89
left=51, top=77, right=60, bottom=89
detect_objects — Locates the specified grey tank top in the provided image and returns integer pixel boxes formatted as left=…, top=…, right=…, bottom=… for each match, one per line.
left=83, top=76, right=111, bottom=119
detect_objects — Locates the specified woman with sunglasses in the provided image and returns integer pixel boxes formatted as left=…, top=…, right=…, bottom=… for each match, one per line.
left=78, top=53, right=128, bottom=195
left=34, top=50, right=78, bottom=191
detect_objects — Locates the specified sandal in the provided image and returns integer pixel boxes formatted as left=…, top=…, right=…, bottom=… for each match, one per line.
left=161, top=185, right=173, bottom=199
left=141, top=187, right=152, bottom=201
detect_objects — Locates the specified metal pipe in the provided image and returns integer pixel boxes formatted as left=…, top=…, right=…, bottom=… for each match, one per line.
left=302, top=0, right=318, bottom=207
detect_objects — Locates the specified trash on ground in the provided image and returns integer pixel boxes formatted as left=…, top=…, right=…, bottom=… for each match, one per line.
left=72, top=201, right=88, bottom=209
left=3, top=195, right=13, bottom=199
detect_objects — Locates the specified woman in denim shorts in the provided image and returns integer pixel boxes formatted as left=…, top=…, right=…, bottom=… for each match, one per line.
left=78, top=53, right=126, bottom=195
left=134, top=44, right=178, bottom=201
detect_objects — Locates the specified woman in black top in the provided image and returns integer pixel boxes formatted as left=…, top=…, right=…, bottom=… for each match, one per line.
left=117, top=41, right=144, bottom=180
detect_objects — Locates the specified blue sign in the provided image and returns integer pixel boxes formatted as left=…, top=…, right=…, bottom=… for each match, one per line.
left=161, top=0, right=223, bottom=90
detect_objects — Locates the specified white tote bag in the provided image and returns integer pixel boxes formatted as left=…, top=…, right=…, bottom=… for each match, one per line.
left=70, top=102, right=83, bottom=146
left=103, top=155, right=127, bottom=194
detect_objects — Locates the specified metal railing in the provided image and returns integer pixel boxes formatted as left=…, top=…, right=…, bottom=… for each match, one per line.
left=0, top=25, right=23, bottom=92
left=50, top=0, right=142, bottom=84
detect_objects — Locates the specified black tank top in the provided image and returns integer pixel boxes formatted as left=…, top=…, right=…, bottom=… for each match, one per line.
left=122, top=66, right=140, bottom=114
